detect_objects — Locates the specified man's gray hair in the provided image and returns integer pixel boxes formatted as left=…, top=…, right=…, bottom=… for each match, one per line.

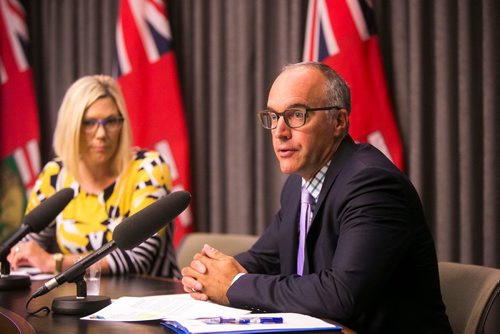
left=282, top=62, right=351, bottom=113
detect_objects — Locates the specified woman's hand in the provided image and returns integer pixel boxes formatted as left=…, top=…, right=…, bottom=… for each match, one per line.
left=7, top=240, right=54, bottom=273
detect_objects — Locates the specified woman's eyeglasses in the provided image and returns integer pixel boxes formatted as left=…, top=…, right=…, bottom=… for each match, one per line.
left=82, top=116, right=124, bottom=134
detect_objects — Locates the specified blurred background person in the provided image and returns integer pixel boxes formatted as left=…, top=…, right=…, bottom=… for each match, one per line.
left=7, top=75, right=179, bottom=278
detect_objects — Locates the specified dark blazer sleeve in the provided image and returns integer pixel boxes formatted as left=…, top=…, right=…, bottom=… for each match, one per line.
left=234, top=176, right=301, bottom=276
left=228, top=139, right=446, bottom=332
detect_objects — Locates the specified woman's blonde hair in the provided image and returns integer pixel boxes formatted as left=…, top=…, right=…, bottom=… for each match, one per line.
left=53, top=75, right=133, bottom=182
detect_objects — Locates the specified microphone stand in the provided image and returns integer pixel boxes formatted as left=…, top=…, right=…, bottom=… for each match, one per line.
left=0, top=258, right=31, bottom=290
left=51, top=273, right=111, bottom=315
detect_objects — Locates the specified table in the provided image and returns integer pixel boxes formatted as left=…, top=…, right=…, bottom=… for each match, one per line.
left=0, top=275, right=354, bottom=333
left=0, top=275, right=184, bottom=334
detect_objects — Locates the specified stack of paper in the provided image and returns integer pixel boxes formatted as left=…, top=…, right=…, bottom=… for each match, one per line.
left=82, top=294, right=249, bottom=321
left=161, top=313, right=342, bottom=333
left=82, top=293, right=342, bottom=333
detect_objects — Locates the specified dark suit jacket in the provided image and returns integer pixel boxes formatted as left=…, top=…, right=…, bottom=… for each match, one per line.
left=230, top=135, right=452, bottom=333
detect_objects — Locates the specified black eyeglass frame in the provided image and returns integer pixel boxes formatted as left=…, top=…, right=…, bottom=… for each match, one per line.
left=257, top=106, right=343, bottom=130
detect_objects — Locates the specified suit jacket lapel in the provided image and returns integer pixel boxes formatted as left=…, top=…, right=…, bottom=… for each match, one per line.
left=281, top=176, right=302, bottom=275
left=304, top=135, right=356, bottom=274
left=312, top=135, right=356, bottom=222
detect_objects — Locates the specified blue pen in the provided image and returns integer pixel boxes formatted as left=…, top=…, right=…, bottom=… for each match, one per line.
left=199, top=316, right=283, bottom=324
left=250, top=317, right=284, bottom=324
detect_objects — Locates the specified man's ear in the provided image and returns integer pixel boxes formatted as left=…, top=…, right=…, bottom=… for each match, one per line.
left=333, top=109, right=349, bottom=135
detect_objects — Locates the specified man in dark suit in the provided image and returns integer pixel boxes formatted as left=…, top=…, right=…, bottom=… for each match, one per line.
left=181, top=62, right=452, bottom=333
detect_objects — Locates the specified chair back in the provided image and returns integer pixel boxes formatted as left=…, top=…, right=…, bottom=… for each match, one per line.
left=177, top=232, right=258, bottom=269
left=438, top=261, right=500, bottom=334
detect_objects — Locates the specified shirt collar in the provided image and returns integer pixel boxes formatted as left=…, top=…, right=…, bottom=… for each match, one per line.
left=301, top=160, right=331, bottom=202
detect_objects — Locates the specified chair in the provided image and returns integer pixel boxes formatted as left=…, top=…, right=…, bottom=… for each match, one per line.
left=438, top=261, right=500, bottom=334
left=177, top=232, right=258, bottom=269
left=0, top=306, right=36, bottom=334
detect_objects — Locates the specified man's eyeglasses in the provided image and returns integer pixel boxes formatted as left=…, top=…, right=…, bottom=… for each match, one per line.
left=82, top=116, right=124, bottom=134
left=257, top=106, right=342, bottom=130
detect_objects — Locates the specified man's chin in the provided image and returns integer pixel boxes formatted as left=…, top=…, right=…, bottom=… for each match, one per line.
left=278, top=164, right=298, bottom=175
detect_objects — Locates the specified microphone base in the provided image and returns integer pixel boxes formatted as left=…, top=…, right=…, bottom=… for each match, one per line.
left=0, top=275, right=31, bottom=290
left=52, top=295, right=111, bottom=316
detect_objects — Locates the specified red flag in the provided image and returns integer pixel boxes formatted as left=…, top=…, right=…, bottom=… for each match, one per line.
left=303, top=0, right=404, bottom=170
left=0, top=0, right=40, bottom=241
left=115, top=0, right=192, bottom=246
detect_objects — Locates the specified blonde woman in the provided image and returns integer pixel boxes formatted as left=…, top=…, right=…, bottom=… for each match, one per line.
left=8, top=75, right=179, bottom=278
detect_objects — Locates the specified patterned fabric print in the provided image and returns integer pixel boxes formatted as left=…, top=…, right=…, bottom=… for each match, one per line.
left=302, top=161, right=331, bottom=203
left=25, top=150, right=180, bottom=278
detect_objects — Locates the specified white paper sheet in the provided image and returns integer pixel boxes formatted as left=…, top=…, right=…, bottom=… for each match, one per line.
left=161, top=313, right=342, bottom=333
left=10, top=266, right=54, bottom=280
left=81, top=293, right=250, bottom=322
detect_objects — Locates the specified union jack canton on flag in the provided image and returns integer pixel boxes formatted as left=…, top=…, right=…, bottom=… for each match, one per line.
left=303, top=0, right=404, bottom=170
left=115, top=0, right=192, bottom=253
left=0, top=0, right=41, bottom=242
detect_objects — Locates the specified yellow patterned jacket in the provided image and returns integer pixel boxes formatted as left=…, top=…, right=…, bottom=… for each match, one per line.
left=25, top=150, right=179, bottom=278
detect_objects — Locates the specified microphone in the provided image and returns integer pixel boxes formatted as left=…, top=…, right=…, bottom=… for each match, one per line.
left=0, top=188, right=74, bottom=291
left=113, top=190, right=191, bottom=250
left=31, top=191, right=191, bottom=303
left=0, top=188, right=74, bottom=260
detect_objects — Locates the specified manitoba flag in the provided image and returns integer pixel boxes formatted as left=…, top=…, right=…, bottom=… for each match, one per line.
left=303, top=0, right=404, bottom=170
left=0, top=0, right=40, bottom=242
left=115, top=0, right=192, bottom=246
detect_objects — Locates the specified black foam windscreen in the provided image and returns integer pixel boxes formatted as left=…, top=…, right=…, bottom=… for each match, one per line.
left=23, top=188, right=74, bottom=232
left=112, top=191, right=191, bottom=250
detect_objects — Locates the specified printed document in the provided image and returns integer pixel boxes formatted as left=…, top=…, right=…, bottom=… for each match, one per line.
left=162, top=313, right=342, bottom=333
left=81, top=293, right=250, bottom=321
